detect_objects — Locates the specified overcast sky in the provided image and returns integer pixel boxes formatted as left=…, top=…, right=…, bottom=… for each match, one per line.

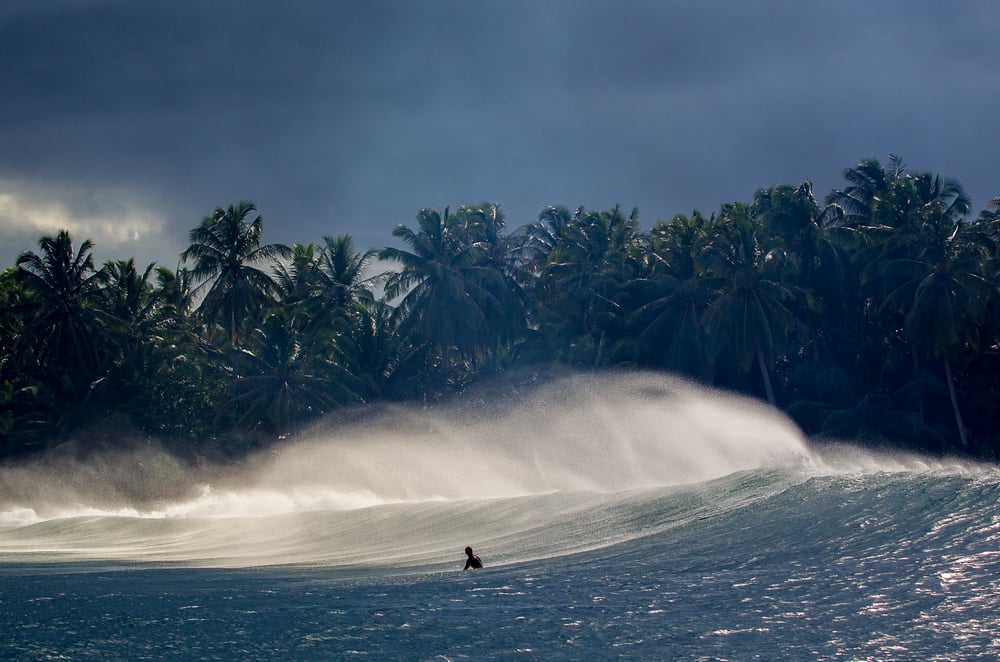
left=1, top=0, right=998, bottom=269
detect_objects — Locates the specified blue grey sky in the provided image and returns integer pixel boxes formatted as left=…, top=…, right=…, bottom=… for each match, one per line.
left=1, top=0, right=998, bottom=269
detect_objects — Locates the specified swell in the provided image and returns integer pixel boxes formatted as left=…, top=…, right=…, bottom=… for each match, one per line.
left=1, top=371, right=995, bottom=571
left=3, top=466, right=998, bottom=573
left=0, top=469, right=798, bottom=568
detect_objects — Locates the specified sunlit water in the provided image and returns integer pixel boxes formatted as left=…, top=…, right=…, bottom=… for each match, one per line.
left=1, top=372, right=997, bottom=660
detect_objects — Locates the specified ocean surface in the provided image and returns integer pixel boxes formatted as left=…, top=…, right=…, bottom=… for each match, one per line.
left=1, top=372, right=997, bottom=660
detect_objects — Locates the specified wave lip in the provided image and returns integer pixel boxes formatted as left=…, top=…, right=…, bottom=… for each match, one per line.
left=242, top=371, right=813, bottom=504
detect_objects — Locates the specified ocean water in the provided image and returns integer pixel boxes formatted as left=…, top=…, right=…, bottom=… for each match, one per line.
left=1, top=372, right=998, bottom=660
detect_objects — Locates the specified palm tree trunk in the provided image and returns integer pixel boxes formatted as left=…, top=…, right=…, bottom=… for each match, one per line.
left=943, top=356, right=969, bottom=450
left=440, top=345, right=451, bottom=394
left=912, top=350, right=924, bottom=426
left=594, top=330, right=606, bottom=368
left=229, top=355, right=239, bottom=428
left=755, top=341, right=776, bottom=407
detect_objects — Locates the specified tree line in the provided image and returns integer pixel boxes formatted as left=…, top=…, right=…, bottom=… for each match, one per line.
left=2, top=155, right=998, bottom=461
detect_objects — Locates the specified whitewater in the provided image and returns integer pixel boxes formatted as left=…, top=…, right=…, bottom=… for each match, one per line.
left=1, top=371, right=998, bottom=660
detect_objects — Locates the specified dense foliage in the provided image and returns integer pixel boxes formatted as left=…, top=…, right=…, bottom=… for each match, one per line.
left=2, top=156, right=998, bottom=461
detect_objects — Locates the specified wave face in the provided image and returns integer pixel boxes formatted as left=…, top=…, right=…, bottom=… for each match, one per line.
left=0, top=370, right=993, bottom=571
left=3, top=371, right=1000, bottom=659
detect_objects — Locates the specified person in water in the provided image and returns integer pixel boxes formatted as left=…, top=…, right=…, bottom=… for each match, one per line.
left=463, top=546, right=483, bottom=570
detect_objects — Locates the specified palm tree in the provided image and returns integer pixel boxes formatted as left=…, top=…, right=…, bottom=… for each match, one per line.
left=125, top=264, right=229, bottom=440
left=0, top=269, right=25, bottom=379
left=230, top=312, right=355, bottom=433
left=274, top=236, right=380, bottom=341
left=453, top=203, right=530, bottom=369
left=753, top=183, right=847, bottom=370
left=757, top=183, right=842, bottom=294
left=95, top=258, right=163, bottom=398
left=826, top=154, right=907, bottom=227
left=978, top=196, right=1000, bottom=240
left=629, top=212, right=713, bottom=377
left=154, top=264, right=197, bottom=322
left=15, top=230, right=107, bottom=398
left=318, top=234, right=379, bottom=312
left=533, top=205, right=642, bottom=367
left=699, top=205, right=806, bottom=406
left=861, top=179, right=986, bottom=449
left=181, top=201, right=291, bottom=347
left=379, top=207, right=493, bottom=387
left=335, top=299, right=431, bottom=402
left=518, top=205, right=574, bottom=274
left=0, top=270, right=53, bottom=453
left=274, top=243, right=322, bottom=309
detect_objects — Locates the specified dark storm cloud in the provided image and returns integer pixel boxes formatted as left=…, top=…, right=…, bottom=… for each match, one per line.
left=1, top=0, right=998, bottom=267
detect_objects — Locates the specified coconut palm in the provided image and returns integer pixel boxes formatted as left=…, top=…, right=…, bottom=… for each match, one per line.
left=520, top=205, right=574, bottom=269
left=317, top=234, right=379, bottom=313
left=978, top=196, right=1000, bottom=237
left=335, top=299, right=431, bottom=402
left=753, top=183, right=847, bottom=369
left=756, top=183, right=842, bottom=292
left=15, top=230, right=107, bottom=397
left=453, top=203, right=530, bottom=368
left=0, top=269, right=25, bottom=378
left=629, top=212, right=713, bottom=377
left=699, top=205, right=806, bottom=405
left=181, top=201, right=291, bottom=347
left=534, top=205, right=642, bottom=367
left=95, top=258, right=164, bottom=394
left=230, top=312, right=356, bottom=433
left=274, top=236, right=381, bottom=340
left=273, top=243, right=322, bottom=308
left=379, top=207, right=494, bottom=385
left=154, top=264, right=196, bottom=320
left=862, top=181, right=987, bottom=449
left=826, top=154, right=907, bottom=227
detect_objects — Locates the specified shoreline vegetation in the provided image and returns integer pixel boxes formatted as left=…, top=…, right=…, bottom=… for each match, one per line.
left=2, top=155, right=999, bottom=464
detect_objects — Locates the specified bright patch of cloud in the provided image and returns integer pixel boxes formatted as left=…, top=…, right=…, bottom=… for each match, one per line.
left=0, top=182, right=180, bottom=268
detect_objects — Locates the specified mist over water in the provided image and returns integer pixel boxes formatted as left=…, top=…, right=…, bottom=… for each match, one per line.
left=5, top=372, right=1000, bottom=660
left=247, top=371, right=813, bottom=501
left=0, top=371, right=988, bottom=568
left=0, top=373, right=804, bottom=514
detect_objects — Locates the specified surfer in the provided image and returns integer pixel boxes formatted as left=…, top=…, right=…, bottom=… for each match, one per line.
left=463, top=546, right=483, bottom=570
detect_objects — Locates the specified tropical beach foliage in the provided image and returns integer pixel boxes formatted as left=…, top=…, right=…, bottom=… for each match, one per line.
left=2, top=157, right=998, bottom=460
